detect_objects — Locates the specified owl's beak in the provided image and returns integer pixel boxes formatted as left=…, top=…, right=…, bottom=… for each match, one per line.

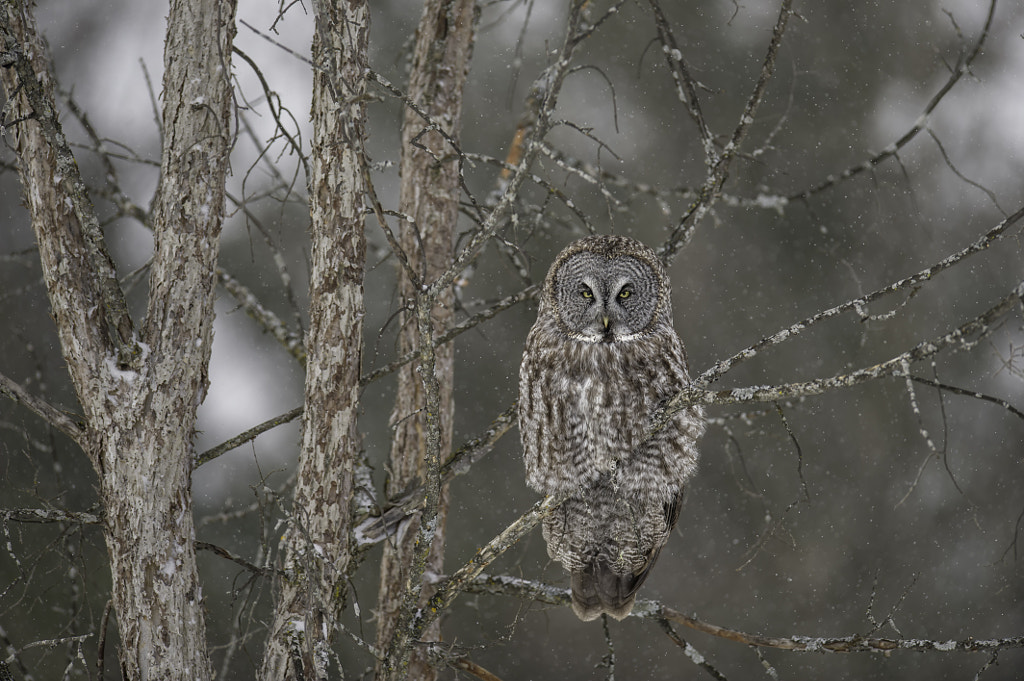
left=602, top=315, right=610, bottom=330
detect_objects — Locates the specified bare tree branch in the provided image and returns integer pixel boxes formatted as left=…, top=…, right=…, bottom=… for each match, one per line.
left=402, top=494, right=567, bottom=652
left=657, top=280, right=1023, bottom=423
left=354, top=402, right=519, bottom=546
left=698, top=206, right=1024, bottom=388
left=359, top=284, right=539, bottom=387
left=647, top=0, right=714, bottom=162
left=194, top=405, right=303, bottom=468
left=1, top=508, right=102, bottom=525
left=785, top=0, right=997, bottom=205
left=0, top=372, right=84, bottom=446
left=461, top=573, right=1024, bottom=655
left=658, top=0, right=794, bottom=262
left=0, top=10, right=137, bottom=365
left=217, top=268, right=307, bottom=365
left=659, top=620, right=728, bottom=681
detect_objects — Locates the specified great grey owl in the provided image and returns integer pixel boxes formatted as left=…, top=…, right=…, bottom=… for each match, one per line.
left=518, top=235, right=705, bottom=621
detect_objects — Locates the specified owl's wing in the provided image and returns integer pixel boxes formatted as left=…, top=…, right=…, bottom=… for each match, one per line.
left=519, top=334, right=602, bottom=494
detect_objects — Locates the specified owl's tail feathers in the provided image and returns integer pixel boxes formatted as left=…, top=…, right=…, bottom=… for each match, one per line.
left=570, top=561, right=642, bottom=622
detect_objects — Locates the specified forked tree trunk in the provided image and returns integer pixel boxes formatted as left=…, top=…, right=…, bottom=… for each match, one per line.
left=257, top=1, right=369, bottom=679
left=0, top=0, right=236, bottom=679
left=374, top=1, right=476, bottom=679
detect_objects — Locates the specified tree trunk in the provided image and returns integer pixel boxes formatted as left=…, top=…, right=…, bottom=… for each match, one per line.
left=258, top=1, right=369, bottom=679
left=0, top=0, right=236, bottom=679
left=374, top=1, right=476, bottom=679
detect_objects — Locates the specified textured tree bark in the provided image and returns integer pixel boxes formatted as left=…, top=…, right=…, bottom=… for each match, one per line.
left=101, top=2, right=237, bottom=679
left=257, top=1, right=368, bottom=679
left=0, top=2, right=128, bottom=397
left=0, top=0, right=236, bottom=679
left=374, top=1, right=476, bottom=679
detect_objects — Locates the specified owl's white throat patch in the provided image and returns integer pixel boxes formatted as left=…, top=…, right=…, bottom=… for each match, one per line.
left=567, top=331, right=643, bottom=343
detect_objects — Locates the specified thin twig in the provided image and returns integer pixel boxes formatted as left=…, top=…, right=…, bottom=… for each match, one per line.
left=232, top=46, right=310, bottom=180
left=359, top=285, right=539, bottom=387
left=448, top=657, right=506, bottom=681
left=96, top=599, right=112, bottom=678
left=659, top=619, right=729, bottom=681
left=786, top=0, right=997, bottom=205
left=194, top=406, right=303, bottom=468
left=658, top=0, right=794, bottom=262
left=655, top=280, right=1024, bottom=427
left=196, top=540, right=280, bottom=577
left=697, top=206, right=1024, bottom=388
left=907, top=375, right=1024, bottom=422
left=217, top=268, right=307, bottom=365
left=647, top=0, right=714, bottom=161
left=0, top=372, right=84, bottom=446
left=774, top=403, right=809, bottom=501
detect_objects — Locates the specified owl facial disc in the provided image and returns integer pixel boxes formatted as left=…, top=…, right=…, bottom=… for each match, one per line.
left=553, top=253, right=660, bottom=342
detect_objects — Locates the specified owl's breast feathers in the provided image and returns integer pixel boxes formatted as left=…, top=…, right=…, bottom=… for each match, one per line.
left=520, top=318, right=703, bottom=499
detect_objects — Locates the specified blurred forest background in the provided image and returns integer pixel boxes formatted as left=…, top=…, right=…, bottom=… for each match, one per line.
left=2, top=0, right=1023, bottom=679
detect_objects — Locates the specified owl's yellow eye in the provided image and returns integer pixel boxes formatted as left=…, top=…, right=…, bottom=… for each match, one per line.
left=618, top=289, right=631, bottom=299
left=580, top=288, right=593, bottom=299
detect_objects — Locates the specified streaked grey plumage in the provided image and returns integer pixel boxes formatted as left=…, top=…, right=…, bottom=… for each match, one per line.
left=518, top=235, right=705, bottom=621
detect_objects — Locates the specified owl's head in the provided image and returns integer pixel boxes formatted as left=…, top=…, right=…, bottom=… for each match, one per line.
left=543, top=235, right=669, bottom=343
